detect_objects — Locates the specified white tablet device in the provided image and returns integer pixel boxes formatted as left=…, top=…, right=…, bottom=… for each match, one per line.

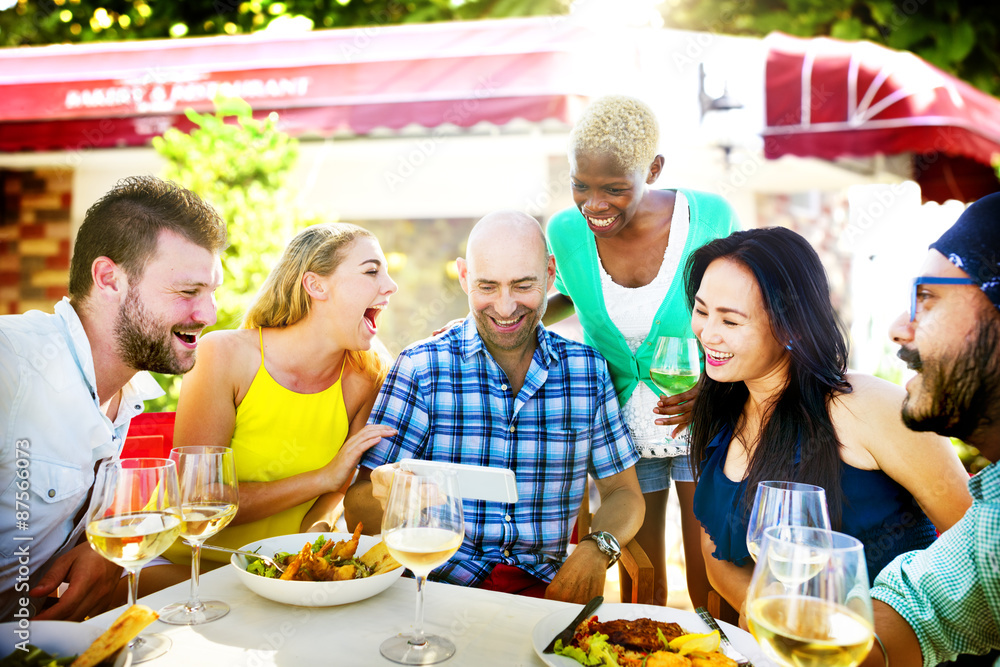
left=398, top=459, right=518, bottom=504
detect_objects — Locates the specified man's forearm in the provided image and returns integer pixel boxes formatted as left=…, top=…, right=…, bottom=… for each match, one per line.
left=589, top=485, right=644, bottom=546
left=861, top=600, right=922, bottom=667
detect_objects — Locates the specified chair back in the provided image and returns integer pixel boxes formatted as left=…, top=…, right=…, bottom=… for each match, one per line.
left=121, top=411, right=176, bottom=459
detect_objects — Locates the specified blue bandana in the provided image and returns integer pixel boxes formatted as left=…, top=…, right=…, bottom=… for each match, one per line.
left=930, top=192, right=1000, bottom=312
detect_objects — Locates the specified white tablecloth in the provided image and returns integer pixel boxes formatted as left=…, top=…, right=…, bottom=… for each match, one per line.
left=85, top=567, right=775, bottom=667
left=86, top=567, right=572, bottom=666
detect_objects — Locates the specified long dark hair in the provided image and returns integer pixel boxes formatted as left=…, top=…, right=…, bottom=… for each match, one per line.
left=685, top=227, right=852, bottom=527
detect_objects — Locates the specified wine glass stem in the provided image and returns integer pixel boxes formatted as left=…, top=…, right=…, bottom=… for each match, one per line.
left=411, top=574, right=428, bottom=647
left=126, top=567, right=146, bottom=650
left=186, top=541, right=204, bottom=611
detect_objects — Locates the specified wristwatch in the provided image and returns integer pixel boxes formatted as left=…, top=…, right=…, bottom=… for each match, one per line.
left=580, top=531, right=621, bottom=568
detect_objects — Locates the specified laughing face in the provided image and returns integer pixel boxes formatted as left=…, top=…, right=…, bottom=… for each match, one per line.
left=457, top=217, right=555, bottom=356
left=569, top=149, right=659, bottom=238
left=318, top=236, right=397, bottom=351
left=114, top=230, right=222, bottom=374
left=690, top=258, right=790, bottom=389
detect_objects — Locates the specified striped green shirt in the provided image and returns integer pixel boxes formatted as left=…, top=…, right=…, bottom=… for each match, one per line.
left=871, top=461, right=1000, bottom=666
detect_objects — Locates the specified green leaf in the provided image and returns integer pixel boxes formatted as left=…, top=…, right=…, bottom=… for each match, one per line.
left=830, top=16, right=863, bottom=41
left=215, top=95, right=254, bottom=119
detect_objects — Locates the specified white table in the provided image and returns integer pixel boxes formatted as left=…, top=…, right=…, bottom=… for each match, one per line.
left=86, top=567, right=775, bottom=667
left=86, top=567, right=572, bottom=666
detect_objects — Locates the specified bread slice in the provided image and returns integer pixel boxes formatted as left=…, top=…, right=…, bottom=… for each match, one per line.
left=360, top=540, right=402, bottom=575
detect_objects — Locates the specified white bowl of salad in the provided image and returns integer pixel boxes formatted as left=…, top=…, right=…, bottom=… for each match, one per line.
left=230, top=532, right=404, bottom=607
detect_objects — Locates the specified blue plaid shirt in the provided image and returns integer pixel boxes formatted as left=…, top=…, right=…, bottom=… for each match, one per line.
left=361, top=317, right=638, bottom=587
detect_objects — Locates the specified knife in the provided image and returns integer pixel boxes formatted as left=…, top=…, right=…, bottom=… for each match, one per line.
left=543, top=594, right=604, bottom=653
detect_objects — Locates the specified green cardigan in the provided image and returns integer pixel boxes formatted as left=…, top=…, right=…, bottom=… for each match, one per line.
left=546, top=189, right=740, bottom=405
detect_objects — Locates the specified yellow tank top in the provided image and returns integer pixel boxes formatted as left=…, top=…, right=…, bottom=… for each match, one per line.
left=168, top=328, right=350, bottom=566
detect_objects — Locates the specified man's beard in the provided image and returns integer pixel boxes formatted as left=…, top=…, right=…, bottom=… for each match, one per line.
left=475, top=300, right=545, bottom=353
left=114, top=289, right=198, bottom=375
left=900, top=314, right=1000, bottom=440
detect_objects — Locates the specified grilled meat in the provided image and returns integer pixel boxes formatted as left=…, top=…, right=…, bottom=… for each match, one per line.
left=587, top=617, right=686, bottom=653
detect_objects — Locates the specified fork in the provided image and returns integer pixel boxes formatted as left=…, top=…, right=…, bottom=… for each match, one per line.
left=695, top=606, right=754, bottom=667
left=198, top=543, right=286, bottom=573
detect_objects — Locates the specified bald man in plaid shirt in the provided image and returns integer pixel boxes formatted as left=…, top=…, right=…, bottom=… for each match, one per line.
left=345, top=210, right=644, bottom=605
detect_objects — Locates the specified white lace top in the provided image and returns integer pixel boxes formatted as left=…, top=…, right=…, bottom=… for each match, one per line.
left=600, top=192, right=690, bottom=452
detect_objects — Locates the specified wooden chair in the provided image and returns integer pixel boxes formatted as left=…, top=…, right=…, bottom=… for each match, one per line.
left=707, top=589, right=741, bottom=625
left=121, top=411, right=176, bottom=459
left=576, top=478, right=654, bottom=604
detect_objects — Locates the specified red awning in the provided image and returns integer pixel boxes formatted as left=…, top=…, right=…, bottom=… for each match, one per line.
left=763, top=32, right=1000, bottom=202
left=0, top=17, right=591, bottom=152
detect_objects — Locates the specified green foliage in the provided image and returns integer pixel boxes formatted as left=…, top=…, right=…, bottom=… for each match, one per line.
left=144, top=97, right=316, bottom=411
left=0, top=0, right=569, bottom=46
left=663, top=0, right=1000, bottom=97
left=953, top=439, right=990, bottom=474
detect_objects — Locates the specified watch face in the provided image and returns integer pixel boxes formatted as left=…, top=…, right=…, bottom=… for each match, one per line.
left=591, top=532, right=620, bottom=558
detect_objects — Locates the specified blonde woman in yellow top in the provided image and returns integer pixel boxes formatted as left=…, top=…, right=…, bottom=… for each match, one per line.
left=163, top=222, right=399, bottom=573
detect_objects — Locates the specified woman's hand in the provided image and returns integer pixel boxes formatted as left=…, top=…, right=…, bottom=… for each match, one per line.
left=653, top=384, right=699, bottom=437
left=321, top=424, right=397, bottom=490
left=432, top=318, right=465, bottom=336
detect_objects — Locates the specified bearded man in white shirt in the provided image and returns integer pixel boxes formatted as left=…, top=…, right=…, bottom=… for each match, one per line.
left=0, top=175, right=226, bottom=621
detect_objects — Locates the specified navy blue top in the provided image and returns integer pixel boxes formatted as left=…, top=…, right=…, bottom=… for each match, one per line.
left=693, top=428, right=939, bottom=583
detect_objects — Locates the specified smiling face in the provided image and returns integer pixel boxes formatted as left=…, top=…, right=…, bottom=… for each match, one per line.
left=114, top=230, right=223, bottom=374
left=316, top=236, right=398, bottom=351
left=890, top=250, right=1000, bottom=439
left=691, top=258, right=790, bottom=388
left=569, top=149, right=660, bottom=238
left=458, top=212, right=555, bottom=356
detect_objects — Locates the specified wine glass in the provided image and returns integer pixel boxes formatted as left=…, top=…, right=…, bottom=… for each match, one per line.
left=85, top=458, right=183, bottom=663
left=746, top=525, right=874, bottom=667
left=158, top=446, right=239, bottom=625
left=380, top=469, right=465, bottom=665
left=649, top=336, right=701, bottom=456
left=746, top=481, right=831, bottom=562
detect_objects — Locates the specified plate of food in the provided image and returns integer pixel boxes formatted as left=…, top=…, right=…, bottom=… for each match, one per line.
left=532, top=603, right=771, bottom=667
left=230, top=527, right=404, bottom=607
left=0, top=604, right=157, bottom=667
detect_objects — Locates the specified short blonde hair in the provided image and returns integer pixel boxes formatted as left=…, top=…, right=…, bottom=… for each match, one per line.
left=568, top=95, right=659, bottom=174
left=243, top=222, right=390, bottom=386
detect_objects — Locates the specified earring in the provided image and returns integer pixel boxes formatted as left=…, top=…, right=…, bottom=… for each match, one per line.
left=785, top=340, right=793, bottom=351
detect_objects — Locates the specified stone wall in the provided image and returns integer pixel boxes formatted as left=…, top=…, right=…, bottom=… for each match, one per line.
left=0, top=169, right=73, bottom=315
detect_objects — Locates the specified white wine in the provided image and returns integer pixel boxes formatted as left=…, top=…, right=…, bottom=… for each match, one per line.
left=180, top=502, right=237, bottom=541
left=747, top=540, right=761, bottom=562
left=87, top=511, right=183, bottom=567
left=748, top=596, right=874, bottom=667
left=384, top=527, right=463, bottom=576
left=649, top=370, right=699, bottom=396
left=768, top=546, right=828, bottom=585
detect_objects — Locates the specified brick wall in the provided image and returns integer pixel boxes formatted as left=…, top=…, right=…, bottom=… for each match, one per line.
left=0, top=169, right=73, bottom=315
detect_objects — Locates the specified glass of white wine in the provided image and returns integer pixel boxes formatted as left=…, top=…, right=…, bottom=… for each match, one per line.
left=158, top=446, right=239, bottom=625
left=85, top=458, right=183, bottom=663
left=648, top=336, right=701, bottom=457
left=381, top=469, right=465, bottom=665
left=746, top=481, right=831, bottom=562
left=747, top=525, right=874, bottom=667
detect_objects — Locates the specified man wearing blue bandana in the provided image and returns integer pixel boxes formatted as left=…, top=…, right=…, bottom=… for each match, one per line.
left=865, top=192, right=1000, bottom=666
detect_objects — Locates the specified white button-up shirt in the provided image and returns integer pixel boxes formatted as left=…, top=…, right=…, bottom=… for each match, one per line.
left=0, top=298, right=162, bottom=619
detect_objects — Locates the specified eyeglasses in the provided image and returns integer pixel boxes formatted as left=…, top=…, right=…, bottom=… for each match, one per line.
left=910, top=276, right=977, bottom=321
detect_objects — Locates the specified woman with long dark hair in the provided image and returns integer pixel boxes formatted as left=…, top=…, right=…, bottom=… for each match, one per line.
left=687, top=226, right=971, bottom=611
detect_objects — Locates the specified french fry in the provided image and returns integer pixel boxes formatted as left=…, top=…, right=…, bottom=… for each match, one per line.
left=70, top=604, right=158, bottom=667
